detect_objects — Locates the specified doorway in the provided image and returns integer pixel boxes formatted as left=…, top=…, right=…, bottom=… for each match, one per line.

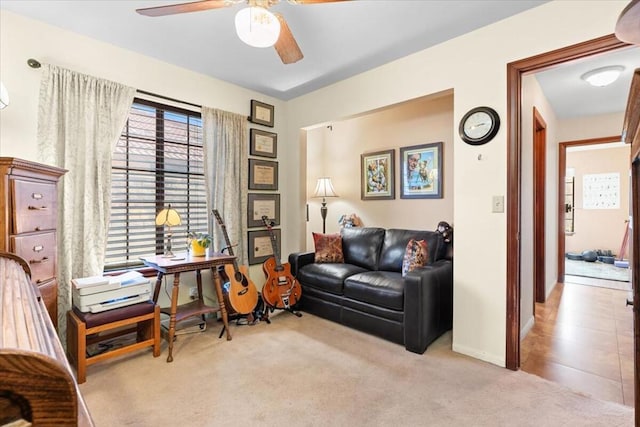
left=533, top=107, right=547, bottom=305
left=559, top=137, right=631, bottom=287
left=506, top=33, right=638, bottom=410
left=522, top=135, right=633, bottom=405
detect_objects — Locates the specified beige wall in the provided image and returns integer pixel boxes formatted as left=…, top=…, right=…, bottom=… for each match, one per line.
left=566, top=144, right=630, bottom=255
left=305, top=92, right=454, bottom=250
left=285, top=1, right=629, bottom=366
left=520, top=74, right=559, bottom=336
left=0, top=1, right=630, bottom=367
left=0, top=10, right=285, bottom=305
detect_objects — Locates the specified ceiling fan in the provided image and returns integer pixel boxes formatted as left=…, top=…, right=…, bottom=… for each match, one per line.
left=136, top=0, right=348, bottom=64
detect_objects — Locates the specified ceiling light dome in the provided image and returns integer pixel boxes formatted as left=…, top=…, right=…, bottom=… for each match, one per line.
left=235, top=7, right=281, bottom=48
left=580, top=65, right=625, bottom=87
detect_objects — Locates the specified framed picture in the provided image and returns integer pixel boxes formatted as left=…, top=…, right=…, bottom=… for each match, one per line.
left=399, top=142, right=443, bottom=199
left=248, top=229, right=280, bottom=265
left=250, top=128, right=278, bottom=158
left=249, top=99, right=274, bottom=127
left=249, top=159, right=278, bottom=190
left=248, top=193, right=280, bottom=227
left=361, top=149, right=395, bottom=200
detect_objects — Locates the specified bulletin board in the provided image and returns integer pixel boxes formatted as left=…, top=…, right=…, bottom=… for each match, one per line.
left=582, top=172, right=620, bottom=209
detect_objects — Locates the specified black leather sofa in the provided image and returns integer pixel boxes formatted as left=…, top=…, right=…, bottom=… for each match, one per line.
left=289, top=227, right=453, bottom=354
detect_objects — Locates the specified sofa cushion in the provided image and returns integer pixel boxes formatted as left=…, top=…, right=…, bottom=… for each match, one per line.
left=312, top=232, right=344, bottom=263
left=298, top=263, right=367, bottom=295
left=378, top=229, right=444, bottom=272
left=402, top=239, right=428, bottom=276
left=341, top=227, right=385, bottom=270
left=343, top=271, right=404, bottom=311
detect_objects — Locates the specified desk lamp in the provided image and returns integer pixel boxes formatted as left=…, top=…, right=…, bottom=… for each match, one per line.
left=313, top=177, right=338, bottom=234
left=155, top=204, right=181, bottom=257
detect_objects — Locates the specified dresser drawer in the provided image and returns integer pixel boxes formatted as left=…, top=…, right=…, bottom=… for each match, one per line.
left=11, top=179, right=57, bottom=234
left=11, top=232, right=57, bottom=284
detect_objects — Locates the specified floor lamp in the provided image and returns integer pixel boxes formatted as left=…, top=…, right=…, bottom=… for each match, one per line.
left=313, top=177, right=338, bottom=234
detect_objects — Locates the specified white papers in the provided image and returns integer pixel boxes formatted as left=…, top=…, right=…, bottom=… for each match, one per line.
left=108, top=270, right=144, bottom=285
left=73, top=275, right=109, bottom=289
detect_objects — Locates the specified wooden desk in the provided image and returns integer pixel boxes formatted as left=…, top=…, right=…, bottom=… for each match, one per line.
left=140, top=253, right=236, bottom=362
left=1, top=251, right=94, bottom=426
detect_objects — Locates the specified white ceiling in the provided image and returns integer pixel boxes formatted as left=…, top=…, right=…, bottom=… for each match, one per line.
left=534, top=45, right=640, bottom=119
left=1, top=0, right=637, bottom=119
left=1, top=0, right=547, bottom=100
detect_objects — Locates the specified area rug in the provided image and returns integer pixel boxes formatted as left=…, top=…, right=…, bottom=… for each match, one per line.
left=79, top=311, right=633, bottom=426
left=565, top=258, right=630, bottom=283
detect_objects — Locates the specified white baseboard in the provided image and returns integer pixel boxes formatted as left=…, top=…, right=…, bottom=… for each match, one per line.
left=520, top=315, right=535, bottom=339
left=452, top=342, right=505, bottom=367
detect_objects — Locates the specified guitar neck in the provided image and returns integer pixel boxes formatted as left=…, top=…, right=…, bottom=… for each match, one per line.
left=269, top=232, right=283, bottom=270
left=261, top=216, right=283, bottom=271
left=213, top=210, right=239, bottom=269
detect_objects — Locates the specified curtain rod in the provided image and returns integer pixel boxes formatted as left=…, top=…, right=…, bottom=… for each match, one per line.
left=27, top=58, right=251, bottom=119
left=136, top=89, right=201, bottom=109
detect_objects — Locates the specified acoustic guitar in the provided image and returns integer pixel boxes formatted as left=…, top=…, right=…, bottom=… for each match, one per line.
left=260, top=216, right=302, bottom=310
left=213, top=209, right=259, bottom=315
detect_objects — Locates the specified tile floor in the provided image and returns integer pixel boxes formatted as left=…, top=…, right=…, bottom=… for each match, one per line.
left=521, top=275, right=634, bottom=407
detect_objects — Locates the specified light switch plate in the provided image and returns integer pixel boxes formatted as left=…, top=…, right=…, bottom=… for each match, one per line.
left=492, top=195, right=504, bottom=213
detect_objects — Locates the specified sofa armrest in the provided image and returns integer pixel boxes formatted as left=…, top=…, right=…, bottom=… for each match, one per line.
left=403, top=259, right=453, bottom=354
left=288, top=251, right=315, bottom=276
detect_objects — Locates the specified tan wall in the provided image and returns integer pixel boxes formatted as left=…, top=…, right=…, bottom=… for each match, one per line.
left=304, top=92, right=454, bottom=250
left=566, top=145, right=630, bottom=255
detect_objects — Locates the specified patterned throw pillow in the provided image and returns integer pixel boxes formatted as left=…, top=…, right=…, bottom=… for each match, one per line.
left=313, top=232, right=344, bottom=263
left=402, top=239, right=429, bottom=277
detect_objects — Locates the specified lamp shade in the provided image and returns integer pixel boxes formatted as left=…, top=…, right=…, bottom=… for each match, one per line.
left=155, top=205, right=181, bottom=227
left=235, top=6, right=281, bottom=48
left=313, top=177, right=338, bottom=198
left=0, top=81, right=9, bottom=110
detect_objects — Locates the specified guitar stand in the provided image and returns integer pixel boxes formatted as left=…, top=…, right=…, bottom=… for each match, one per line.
left=261, top=306, right=302, bottom=325
left=284, top=307, right=303, bottom=318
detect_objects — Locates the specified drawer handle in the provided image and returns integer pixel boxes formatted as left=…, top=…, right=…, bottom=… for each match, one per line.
left=29, top=256, right=49, bottom=264
left=32, top=192, right=43, bottom=200
left=33, top=245, right=44, bottom=253
left=28, top=205, right=48, bottom=211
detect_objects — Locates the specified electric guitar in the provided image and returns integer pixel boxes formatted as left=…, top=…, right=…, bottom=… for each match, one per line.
left=261, top=216, right=302, bottom=310
left=213, top=209, right=259, bottom=315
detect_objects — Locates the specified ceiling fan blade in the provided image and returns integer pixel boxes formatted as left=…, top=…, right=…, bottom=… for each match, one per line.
left=274, top=13, right=303, bottom=64
left=136, top=0, right=230, bottom=17
left=289, top=0, right=350, bottom=4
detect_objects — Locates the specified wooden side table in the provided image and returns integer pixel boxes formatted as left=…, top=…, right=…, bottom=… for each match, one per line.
left=140, top=252, right=236, bottom=362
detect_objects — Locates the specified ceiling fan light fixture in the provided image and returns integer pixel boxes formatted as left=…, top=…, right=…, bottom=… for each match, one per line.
left=235, top=6, right=281, bottom=48
left=580, top=65, right=625, bottom=87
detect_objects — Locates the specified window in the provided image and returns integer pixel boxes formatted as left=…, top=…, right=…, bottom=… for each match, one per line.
left=105, top=99, right=207, bottom=270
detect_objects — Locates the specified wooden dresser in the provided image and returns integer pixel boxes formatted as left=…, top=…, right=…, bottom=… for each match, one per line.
left=1, top=251, right=94, bottom=426
left=0, top=157, right=66, bottom=328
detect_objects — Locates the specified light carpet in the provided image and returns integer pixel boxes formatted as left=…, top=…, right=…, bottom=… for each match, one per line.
left=565, top=259, right=630, bottom=284
left=79, top=312, right=633, bottom=426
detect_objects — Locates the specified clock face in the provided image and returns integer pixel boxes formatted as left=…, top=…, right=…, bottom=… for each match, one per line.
left=463, top=111, right=493, bottom=139
left=459, top=106, right=500, bottom=145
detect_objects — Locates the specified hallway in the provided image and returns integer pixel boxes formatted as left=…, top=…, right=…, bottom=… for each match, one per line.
left=521, top=276, right=634, bottom=406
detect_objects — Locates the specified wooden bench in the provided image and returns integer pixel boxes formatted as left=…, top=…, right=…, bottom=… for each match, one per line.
left=67, top=301, right=161, bottom=384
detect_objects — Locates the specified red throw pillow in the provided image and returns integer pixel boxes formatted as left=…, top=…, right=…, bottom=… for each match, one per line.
left=402, top=239, right=428, bottom=276
left=313, top=232, right=344, bottom=263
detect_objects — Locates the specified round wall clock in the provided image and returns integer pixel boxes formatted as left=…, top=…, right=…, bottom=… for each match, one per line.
left=459, top=106, right=500, bottom=145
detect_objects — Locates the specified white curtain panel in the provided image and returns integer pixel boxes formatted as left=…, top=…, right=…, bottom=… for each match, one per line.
left=37, top=64, right=135, bottom=337
left=202, top=107, right=248, bottom=265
